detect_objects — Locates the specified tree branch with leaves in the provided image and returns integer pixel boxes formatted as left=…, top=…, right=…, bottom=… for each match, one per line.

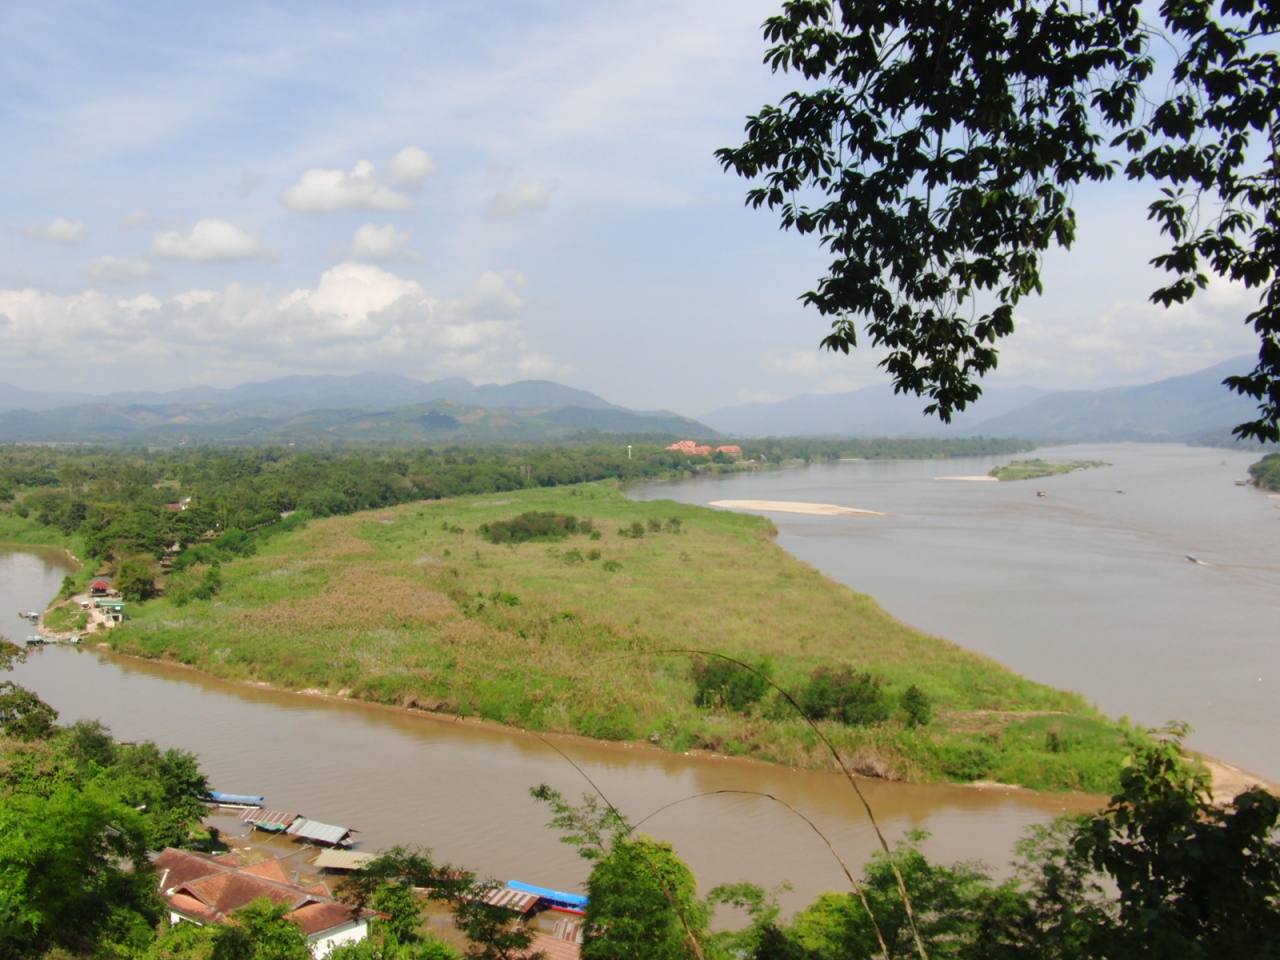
left=719, top=0, right=1280, bottom=440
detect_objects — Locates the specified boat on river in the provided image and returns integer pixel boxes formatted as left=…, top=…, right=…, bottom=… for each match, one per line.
left=507, top=880, right=588, bottom=914
left=205, top=791, right=266, bottom=808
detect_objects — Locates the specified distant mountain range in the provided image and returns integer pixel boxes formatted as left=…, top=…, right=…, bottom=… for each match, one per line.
left=701, top=384, right=1052, bottom=438
left=0, top=358, right=1268, bottom=445
left=0, top=375, right=715, bottom=444
left=701, top=356, right=1267, bottom=444
left=0, top=373, right=621, bottom=416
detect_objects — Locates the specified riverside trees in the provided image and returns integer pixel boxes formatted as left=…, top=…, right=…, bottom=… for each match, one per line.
left=718, top=0, right=1280, bottom=442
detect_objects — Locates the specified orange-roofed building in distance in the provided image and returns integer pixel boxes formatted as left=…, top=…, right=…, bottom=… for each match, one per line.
left=665, top=439, right=714, bottom=456
left=152, top=848, right=375, bottom=957
left=715, top=445, right=744, bottom=460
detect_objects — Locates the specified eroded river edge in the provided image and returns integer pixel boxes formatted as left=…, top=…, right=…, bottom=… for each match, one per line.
left=4, top=545, right=1099, bottom=916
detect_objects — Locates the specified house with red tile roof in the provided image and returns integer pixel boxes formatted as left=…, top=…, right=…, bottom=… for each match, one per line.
left=665, top=439, right=713, bottom=456
left=153, top=848, right=374, bottom=957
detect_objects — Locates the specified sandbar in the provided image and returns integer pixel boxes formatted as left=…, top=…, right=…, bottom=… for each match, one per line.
left=935, top=475, right=999, bottom=482
left=708, top=499, right=888, bottom=517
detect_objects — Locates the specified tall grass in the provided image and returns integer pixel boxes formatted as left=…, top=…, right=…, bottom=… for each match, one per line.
left=107, top=483, right=1134, bottom=792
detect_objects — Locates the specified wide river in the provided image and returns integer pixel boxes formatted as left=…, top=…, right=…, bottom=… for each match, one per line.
left=632, top=442, right=1280, bottom=780
left=2, top=544, right=1091, bottom=917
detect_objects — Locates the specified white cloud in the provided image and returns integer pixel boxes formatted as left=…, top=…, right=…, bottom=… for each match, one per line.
left=150, top=219, right=269, bottom=262
left=281, top=160, right=412, bottom=213
left=23, top=218, right=85, bottom=244
left=997, top=274, right=1262, bottom=387
left=120, top=210, right=186, bottom=230
left=761, top=346, right=890, bottom=394
left=87, top=256, right=157, bottom=282
left=387, top=146, right=436, bottom=188
left=349, top=223, right=420, bottom=262
left=0, top=265, right=560, bottom=386
left=485, top=180, right=555, bottom=220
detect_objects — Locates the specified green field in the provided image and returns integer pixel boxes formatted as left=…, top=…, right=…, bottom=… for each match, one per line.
left=103, top=484, right=1134, bottom=792
left=989, top=459, right=1110, bottom=481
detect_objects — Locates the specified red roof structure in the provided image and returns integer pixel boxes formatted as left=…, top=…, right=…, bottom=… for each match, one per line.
left=665, top=440, right=713, bottom=456
left=154, top=848, right=373, bottom=943
left=715, top=445, right=743, bottom=455
left=89, top=579, right=112, bottom=592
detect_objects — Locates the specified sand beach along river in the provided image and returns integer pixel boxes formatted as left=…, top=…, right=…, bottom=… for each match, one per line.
left=0, top=546, right=1096, bottom=917
left=631, top=442, right=1280, bottom=781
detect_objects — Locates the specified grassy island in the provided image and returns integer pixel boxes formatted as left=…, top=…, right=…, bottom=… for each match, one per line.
left=989, top=458, right=1110, bottom=481
left=103, top=484, right=1134, bottom=792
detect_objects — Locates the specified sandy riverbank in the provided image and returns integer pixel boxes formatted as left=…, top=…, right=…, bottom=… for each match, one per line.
left=707, top=499, right=889, bottom=517
left=1201, top=755, right=1280, bottom=805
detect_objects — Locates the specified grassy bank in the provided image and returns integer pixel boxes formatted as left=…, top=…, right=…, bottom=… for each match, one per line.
left=103, top=484, right=1134, bottom=792
left=0, top=511, right=84, bottom=559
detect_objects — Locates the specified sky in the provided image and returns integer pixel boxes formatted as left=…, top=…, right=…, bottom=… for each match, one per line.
left=0, top=0, right=1263, bottom=417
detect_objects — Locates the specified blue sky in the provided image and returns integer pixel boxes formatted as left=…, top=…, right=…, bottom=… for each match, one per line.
left=0, top=0, right=1261, bottom=415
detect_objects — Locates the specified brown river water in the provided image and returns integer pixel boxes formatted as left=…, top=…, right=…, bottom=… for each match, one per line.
left=632, top=442, right=1280, bottom=780
left=1, top=544, right=1094, bottom=916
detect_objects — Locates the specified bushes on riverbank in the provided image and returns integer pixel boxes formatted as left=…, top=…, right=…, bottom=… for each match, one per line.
left=1251, top=452, right=1280, bottom=490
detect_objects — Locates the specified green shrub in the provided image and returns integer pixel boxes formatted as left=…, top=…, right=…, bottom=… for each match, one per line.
left=563, top=548, right=585, bottom=566
left=115, top=556, right=158, bottom=603
left=191, top=563, right=222, bottom=601
left=479, top=511, right=593, bottom=544
left=900, top=685, right=932, bottom=727
left=602, top=560, right=622, bottom=572
left=618, top=521, right=645, bottom=538
left=691, top=658, right=771, bottom=713
left=800, top=667, right=890, bottom=726
left=940, top=741, right=996, bottom=781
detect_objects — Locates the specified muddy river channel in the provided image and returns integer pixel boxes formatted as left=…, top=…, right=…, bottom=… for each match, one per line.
left=1, top=545, right=1096, bottom=915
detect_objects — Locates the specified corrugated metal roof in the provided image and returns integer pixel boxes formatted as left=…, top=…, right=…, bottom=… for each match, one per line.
left=553, top=917, right=584, bottom=944
left=479, top=886, right=540, bottom=914
left=286, top=818, right=352, bottom=846
left=312, top=850, right=375, bottom=871
left=238, top=809, right=298, bottom=829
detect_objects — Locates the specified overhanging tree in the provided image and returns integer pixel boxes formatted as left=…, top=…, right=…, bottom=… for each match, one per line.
left=718, top=0, right=1280, bottom=441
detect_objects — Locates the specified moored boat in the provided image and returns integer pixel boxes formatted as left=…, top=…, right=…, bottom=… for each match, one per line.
left=506, top=879, right=589, bottom=914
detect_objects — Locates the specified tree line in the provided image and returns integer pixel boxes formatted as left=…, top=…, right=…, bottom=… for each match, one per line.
left=0, top=439, right=1033, bottom=599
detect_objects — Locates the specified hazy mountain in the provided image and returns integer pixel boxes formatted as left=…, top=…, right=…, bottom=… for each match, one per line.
left=0, top=399, right=716, bottom=444
left=0, top=383, right=96, bottom=413
left=969, top=357, right=1261, bottom=441
left=701, top=357, right=1261, bottom=442
left=701, top=383, right=1051, bottom=437
left=0, top=373, right=622, bottom=416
